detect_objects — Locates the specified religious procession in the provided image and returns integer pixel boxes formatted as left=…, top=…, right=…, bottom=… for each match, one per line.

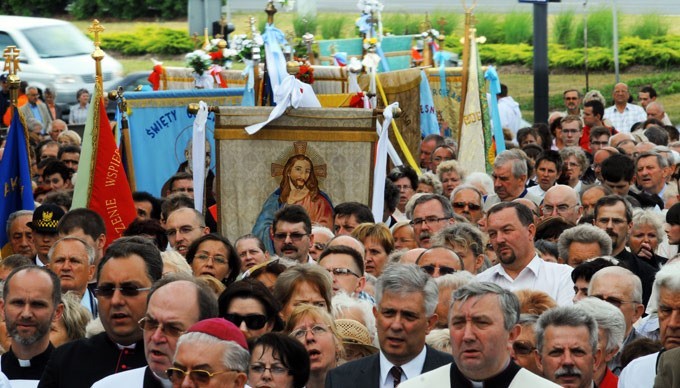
left=0, top=0, right=679, bottom=387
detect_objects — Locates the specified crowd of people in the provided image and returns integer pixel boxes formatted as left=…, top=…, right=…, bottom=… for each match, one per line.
left=0, top=74, right=680, bottom=388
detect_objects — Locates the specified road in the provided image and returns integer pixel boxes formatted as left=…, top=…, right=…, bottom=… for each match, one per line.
left=228, top=0, right=680, bottom=15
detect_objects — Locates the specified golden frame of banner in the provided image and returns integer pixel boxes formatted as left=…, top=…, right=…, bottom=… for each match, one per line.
left=213, top=106, right=378, bottom=240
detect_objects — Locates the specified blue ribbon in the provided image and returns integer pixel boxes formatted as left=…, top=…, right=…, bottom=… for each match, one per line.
left=433, top=51, right=451, bottom=97
left=241, top=61, right=255, bottom=106
left=356, top=15, right=371, bottom=34
left=484, top=65, right=506, bottom=153
left=375, top=45, right=390, bottom=73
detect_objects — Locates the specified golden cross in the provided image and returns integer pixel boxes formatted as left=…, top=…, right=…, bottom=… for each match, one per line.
left=3, top=46, right=21, bottom=75
left=88, top=20, right=105, bottom=49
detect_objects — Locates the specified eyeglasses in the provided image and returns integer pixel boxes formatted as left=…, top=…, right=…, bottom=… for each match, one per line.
left=194, top=254, right=228, bottom=265
left=591, top=294, right=637, bottom=308
left=138, top=317, right=185, bottom=338
left=272, top=232, right=308, bottom=241
left=165, top=225, right=202, bottom=237
left=410, top=217, right=449, bottom=227
left=224, top=313, right=268, bottom=330
left=291, top=324, right=329, bottom=339
left=326, top=267, right=360, bottom=277
left=166, top=367, right=233, bottom=385
left=95, top=284, right=151, bottom=298
left=512, top=341, right=536, bottom=355
left=452, top=202, right=482, bottom=211
left=541, top=204, right=577, bottom=214
left=249, top=363, right=290, bottom=376
left=313, top=242, right=327, bottom=251
left=420, top=264, right=457, bottom=276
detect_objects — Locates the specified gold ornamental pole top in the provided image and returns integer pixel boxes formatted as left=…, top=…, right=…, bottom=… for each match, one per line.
left=3, top=46, right=22, bottom=105
left=88, top=19, right=106, bottom=89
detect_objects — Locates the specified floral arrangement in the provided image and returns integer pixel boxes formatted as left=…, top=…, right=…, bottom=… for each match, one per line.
left=363, top=36, right=378, bottom=50
left=185, top=50, right=213, bottom=75
left=422, top=28, right=442, bottom=40
left=205, top=39, right=238, bottom=68
left=295, top=61, right=314, bottom=85
left=230, top=34, right=265, bottom=61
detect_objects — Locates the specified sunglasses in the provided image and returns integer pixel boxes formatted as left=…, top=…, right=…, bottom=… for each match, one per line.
left=420, top=264, right=457, bottom=276
left=272, top=232, right=308, bottom=242
left=224, top=313, right=268, bottom=330
left=166, top=367, right=232, bottom=384
left=138, top=317, right=185, bottom=338
left=451, top=202, right=482, bottom=211
left=94, top=284, right=151, bottom=298
left=513, top=341, right=536, bottom=355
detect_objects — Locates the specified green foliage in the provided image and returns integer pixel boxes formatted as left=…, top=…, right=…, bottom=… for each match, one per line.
left=69, top=0, right=185, bottom=20
left=474, top=13, right=503, bottom=43
left=382, top=13, right=422, bottom=35
left=503, top=12, right=532, bottom=45
left=293, top=15, right=317, bottom=37
left=319, top=15, right=346, bottom=39
left=553, top=10, right=575, bottom=46
left=478, top=44, right=533, bottom=66
left=430, top=11, right=459, bottom=36
left=573, top=8, right=618, bottom=48
left=99, top=27, right=194, bottom=56
left=6, top=0, right=68, bottom=16
left=631, top=14, right=669, bottom=39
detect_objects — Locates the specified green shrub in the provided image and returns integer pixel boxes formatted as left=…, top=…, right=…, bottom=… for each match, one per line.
left=573, top=7, right=618, bottom=48
left=553, top=10, right=575, bottom=46
left=6, top=0, right=68, bottom=16
left=478, top=43, right=533, bottom=66
left=293, top=15, right=318, bottom=37
left=319, top=15, right=346, bottom=39
left=631, top=14, right=669, bottom=39
left=382, top=13, right=421, bottom=35
left=503, top=12, right=532, bottom=45
left=430, top=11, right=459, bottom=36
left=100, top=27, right=193, bottom=56
left=474, top=13, right=504, bottom=44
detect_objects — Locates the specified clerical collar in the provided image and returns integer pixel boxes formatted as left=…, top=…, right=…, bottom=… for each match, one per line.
left=450, top=358, right=520, bottom=388
left=115, top=342, right=137, bottom=350
left=17, top=359, right=31, bottom=367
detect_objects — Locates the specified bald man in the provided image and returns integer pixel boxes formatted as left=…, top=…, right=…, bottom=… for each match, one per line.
left=604, top=83, right=647, bottom=133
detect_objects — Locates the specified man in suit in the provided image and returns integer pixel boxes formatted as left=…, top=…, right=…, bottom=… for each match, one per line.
left=19, top=86, right=52, bottom=128
left=325, top=263, right=452, bottom=387
left=400, top=282, right=559, bottom=388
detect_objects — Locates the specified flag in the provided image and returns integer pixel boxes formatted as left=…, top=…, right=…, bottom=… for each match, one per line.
left=0, top=109, right=34, bottom=257
left=458, top=33, right=494, bottom=174
left=71, top=82, right=136, bottom=245
left=419, top=70, right=439, bottom=137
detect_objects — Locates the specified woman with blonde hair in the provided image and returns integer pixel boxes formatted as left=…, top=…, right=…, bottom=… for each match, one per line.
left=57, top=129, right=82, bottom=146
left=437, top=160, right=466, bottom=199
left=285, top=305, right=343, bottom=388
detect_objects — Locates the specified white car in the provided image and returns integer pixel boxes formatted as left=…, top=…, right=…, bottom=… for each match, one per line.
left=0, top=16, right=124, bottom=106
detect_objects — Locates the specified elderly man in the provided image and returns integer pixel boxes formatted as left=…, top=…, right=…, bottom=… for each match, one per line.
left=326, top=264, right=452, bottom=387
left=411, top=194, right=457, bottom=248
left=477, top=202, right=575, bottom=305
left=271, top=205, right=314, bottom=263
left=19, top=86, right=52, bottom=127
left=575, top=297, right=626, bottom=388
left=164, top=207, right=209, bottom=257
left=168, top=318, right=249, bottom=388
left=541, top=185, right=583, bottom=224
left=48, top=236, right=97, bottom=317
left=48, top=119, right=67, bottom=141
left=1, top=267, right=63, bottom=384
left=3, top=210, right=35, bottom=258
left=604, top=83, right=647, bottom=133
left=556, top=224, right=612, bottom=267
left=40, top=238, right=164, bottom=387
left=535, top=305, right=602, bottom=388
left=636, top=151, right=669, bottom=202
left=450, top=185, right=484, bottom=225
left=646, top=101, right=669, bottom=124
left=527, top=151, right=563, bottom=201
left=318, top=245, right=366, bottom=297
left=618, top=262, right=680, bottom=387
left=401, top=282, right=559, bottom=387
left=27, top=204, right=65, bottom=266
left=92, top=275, right=218, bottom=387
left=57, top=208, right=107, bottom=284
left=563, top=89, right=583, bottom=117
left=484, top=149, right=541, bottom=210
left=588, top=266, right=646, bottom=375
left=419, top=134, right=445, bottom=171
left=581, top=186, right=611, bottom=220
left=592, top=195, right=658, bottom=306
left=416, top=246, right=464, bottom=278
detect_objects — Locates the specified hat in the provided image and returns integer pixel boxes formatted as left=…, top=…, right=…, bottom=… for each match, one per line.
left=186, top=318, right=248, bottom=351
left=335, top=319, right=378, bottom=355
left=667, top=203, right=680, bottom=226
left=27, top=204, right=65, bottom=233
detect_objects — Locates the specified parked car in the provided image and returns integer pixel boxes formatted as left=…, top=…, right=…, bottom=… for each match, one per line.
left=0, top=16, right=124, bottom=109
left=106, top=71, right=153, bottom=120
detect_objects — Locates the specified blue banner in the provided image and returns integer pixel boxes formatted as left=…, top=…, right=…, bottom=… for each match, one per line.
left=125, top=88, right=243, bottom=197
left=0, top=109, right=35, bottom=255
left=419, top=70, right=440, bottom=137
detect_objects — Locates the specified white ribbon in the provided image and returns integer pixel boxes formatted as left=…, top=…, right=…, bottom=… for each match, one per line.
left=372, top=102, right=398, bottom=223
left=194, top=72, right=214, bottom=89
left=347, top=57, right=363, bottom=93
left=245, top=74, right=321, bottom=135
left=192, top=101, right=209, bottom=211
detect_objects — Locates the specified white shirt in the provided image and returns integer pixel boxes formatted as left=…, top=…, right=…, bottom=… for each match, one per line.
left=497, top=96, right=523, bottom=139
left=527, top=185, right=548, bottom=201
left=476, top=255, right=575, bottom=306
left=604, top=103, right=646, bottom=133
left=92, top=366, right=172, bottom=388
left=379, top=347, right=427, bottom=388
left=617, top=351, right=658, bottom=388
